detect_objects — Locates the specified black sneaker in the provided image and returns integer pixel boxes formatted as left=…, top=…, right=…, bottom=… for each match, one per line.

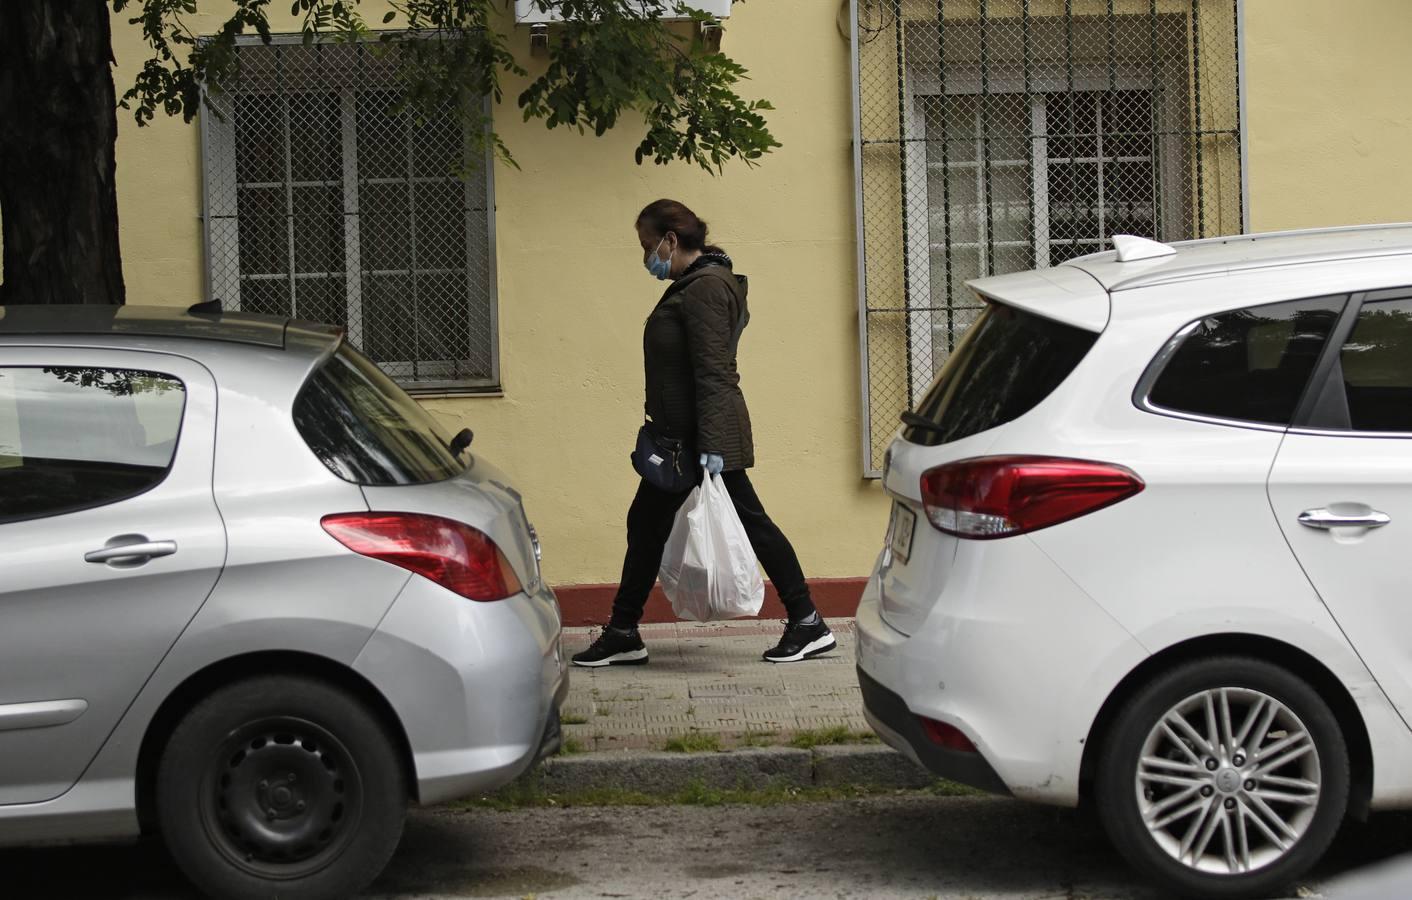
left=571, top=625, right=649, bottom=668
left=763, top=618, right=836, bottom=663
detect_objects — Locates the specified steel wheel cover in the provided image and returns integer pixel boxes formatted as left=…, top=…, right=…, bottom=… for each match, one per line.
left=200, top=716, right=365, bottom=879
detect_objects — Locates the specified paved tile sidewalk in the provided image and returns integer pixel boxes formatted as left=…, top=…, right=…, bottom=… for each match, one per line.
left=558, top=619, right=867, bottom=753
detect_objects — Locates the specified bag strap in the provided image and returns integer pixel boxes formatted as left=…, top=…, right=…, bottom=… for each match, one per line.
left=727, top=275, right=749, bottom=353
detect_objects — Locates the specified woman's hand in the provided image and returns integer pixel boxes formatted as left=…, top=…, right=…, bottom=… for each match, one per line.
left=700, top=452, right=725, bottom=476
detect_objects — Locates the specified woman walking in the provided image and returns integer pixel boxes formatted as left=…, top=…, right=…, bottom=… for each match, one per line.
left=572, top=199, right=835, bottom=668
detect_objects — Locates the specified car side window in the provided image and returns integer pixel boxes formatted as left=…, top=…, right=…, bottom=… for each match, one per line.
left=0, top=367, right=186, bottom=524
left=1144, top=296, right=1345, bottom=427
left=1336, top=298, right=1412, bottom=432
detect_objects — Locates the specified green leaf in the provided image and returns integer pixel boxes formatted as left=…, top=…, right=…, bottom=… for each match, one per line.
left=118, top=0, right=777, bottom=177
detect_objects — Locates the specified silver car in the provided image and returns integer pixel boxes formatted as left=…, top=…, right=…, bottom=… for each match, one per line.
left=0, top=304, right=566, bottom=900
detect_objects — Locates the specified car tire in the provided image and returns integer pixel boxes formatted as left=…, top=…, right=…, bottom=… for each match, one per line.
left=1095, top=656, right=1349, bottom=899
left=155, top=675, right=407, bottom=900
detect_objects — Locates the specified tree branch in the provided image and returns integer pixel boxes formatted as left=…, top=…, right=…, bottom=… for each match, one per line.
left=110, top=0, right=778, bottom=173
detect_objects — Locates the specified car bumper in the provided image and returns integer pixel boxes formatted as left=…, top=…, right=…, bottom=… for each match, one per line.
left=857, top=665, right=1008, bottom=795
left=854, top=540, right=1147, bottom=806
left=353, top=576, right=567, bottom=805
left=535, top=674, right=571, bottom=763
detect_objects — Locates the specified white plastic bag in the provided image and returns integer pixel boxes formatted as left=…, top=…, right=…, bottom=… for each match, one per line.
left=658, top=474, right=766, bottom=622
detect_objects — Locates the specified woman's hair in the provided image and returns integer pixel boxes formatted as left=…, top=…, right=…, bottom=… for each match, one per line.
left=636, top=199, right=726, bottom=255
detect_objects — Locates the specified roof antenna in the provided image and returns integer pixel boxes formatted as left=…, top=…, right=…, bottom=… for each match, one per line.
left=188, top=299, right=223, bottom=316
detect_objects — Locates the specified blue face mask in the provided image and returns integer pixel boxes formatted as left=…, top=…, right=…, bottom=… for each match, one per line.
left=645, top=236, right=673, bottom=281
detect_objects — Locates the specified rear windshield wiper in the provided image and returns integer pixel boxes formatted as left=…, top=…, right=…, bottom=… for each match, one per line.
left=900, top=411, right=946, bottom=434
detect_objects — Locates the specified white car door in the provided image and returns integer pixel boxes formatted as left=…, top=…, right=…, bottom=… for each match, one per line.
left=0, top=348, right=226, bottom=805
left=1268, top=290, right=1412, bottom=731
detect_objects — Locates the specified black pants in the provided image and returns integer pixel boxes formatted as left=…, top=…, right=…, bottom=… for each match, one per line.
left=610, top=471, right=818, bottom=629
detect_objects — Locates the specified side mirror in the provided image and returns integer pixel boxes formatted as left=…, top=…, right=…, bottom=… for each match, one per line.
left=450, top=427, right=474, bottom=457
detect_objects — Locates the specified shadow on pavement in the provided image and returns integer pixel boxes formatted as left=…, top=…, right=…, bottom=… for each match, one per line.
left=0, top=799, right=1407, bottom=899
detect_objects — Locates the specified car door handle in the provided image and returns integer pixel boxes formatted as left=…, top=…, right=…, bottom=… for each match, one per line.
left=1297, top=508, right=1391, bottom=530
left=84, top=539, right=178, bottom=566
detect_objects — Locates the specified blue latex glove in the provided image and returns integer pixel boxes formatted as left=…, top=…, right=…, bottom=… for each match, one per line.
left=699, top=452, right=725, bottom=476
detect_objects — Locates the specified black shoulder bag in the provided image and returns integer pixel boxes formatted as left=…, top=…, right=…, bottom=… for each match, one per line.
left=631, top=423, right=698, bottom=493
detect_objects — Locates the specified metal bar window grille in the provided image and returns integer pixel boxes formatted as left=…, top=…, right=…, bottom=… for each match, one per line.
left=202, top=40, right=498, bottom=392
left=853, top=0, right=1242, bottom=476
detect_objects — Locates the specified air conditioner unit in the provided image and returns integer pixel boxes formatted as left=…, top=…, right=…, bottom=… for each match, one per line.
left=514, top=1, right=732, bottom=24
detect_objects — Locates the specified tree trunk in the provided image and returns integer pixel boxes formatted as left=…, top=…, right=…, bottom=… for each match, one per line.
left=0, top=1, right=125, bottom=305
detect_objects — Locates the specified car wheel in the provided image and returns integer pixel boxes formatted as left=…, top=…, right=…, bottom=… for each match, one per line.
left=156, top=675, right=406, bottom=900
left=1095, top=656, right=1349, bottom=899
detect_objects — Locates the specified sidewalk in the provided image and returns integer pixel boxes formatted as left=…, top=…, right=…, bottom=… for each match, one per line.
left=558, top=619, right=868, bottom=753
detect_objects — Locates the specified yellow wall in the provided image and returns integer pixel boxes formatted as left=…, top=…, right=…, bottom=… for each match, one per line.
left=97, top=0, right=1412, bottom=588
left=1244, top=0, right=1412, bottom=230
left=109, top=0, right=891, bottom=587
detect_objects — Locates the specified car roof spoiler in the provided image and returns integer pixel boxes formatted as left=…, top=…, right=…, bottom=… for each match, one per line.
left=966, top=265, right=1111, bottom=332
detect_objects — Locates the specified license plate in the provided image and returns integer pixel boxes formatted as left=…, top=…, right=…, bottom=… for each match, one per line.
left=889, top=503, right=916, bottom=565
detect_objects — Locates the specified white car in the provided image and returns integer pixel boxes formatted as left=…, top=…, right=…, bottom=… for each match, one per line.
left=856, top=225, right=1412, bottom=899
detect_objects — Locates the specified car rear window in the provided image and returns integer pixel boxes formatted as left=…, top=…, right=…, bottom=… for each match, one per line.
left=1145, top=296, right=1344, bottom=427
left=902, top=302, right=1099, bottom=446
left=294, top=345, right=464, bottom=486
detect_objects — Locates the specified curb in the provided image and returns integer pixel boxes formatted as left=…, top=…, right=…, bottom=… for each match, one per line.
left=811, top=744, right=935, bottom=790
left=526, top=744, right=934, bottom=795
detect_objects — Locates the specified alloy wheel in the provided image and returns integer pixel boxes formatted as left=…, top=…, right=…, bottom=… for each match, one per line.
left=1134, top=687, right=1321, bottom=875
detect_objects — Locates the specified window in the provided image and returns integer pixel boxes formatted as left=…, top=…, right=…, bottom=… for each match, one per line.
left=854, top=1, right=1244, bottom=474
left=925, top=89, right=1157, bottom=286
left=294, top=345, right=466, bottom=486
left=902, top=17, right=1203, bottom=391
left=1335, top=298, right=1412, bottom=433
left=0, top=367, right=186, bottom=523
left=1144, top=297, right=1344, bottom=427
left=903, top=301, right=1097, bottom=446
left=204, top=40, right=497, bottom=392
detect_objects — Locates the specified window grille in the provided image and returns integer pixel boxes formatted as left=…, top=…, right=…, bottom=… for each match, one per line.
left=853, top=0, right=1244, bottom=475
left=202, top=39, right=498, bottom=392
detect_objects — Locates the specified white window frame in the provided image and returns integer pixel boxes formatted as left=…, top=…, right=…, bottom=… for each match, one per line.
left=200, top=35, right=500, bottom=393
left=513, top=0, right=732, bottom=22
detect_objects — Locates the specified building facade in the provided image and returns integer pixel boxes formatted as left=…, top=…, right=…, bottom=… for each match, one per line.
left=95, top=0, right=1412, bottom=616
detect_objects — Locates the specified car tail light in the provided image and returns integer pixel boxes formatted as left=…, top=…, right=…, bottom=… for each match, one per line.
left=918, top=717, right=978, bottom=753
left=920, top=455, right=1144, bottom=539
left=321, top=513, right=523, bottom=601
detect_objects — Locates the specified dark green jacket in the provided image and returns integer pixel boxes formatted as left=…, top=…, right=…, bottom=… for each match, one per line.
left=642, top=261, right=755, bottom=471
